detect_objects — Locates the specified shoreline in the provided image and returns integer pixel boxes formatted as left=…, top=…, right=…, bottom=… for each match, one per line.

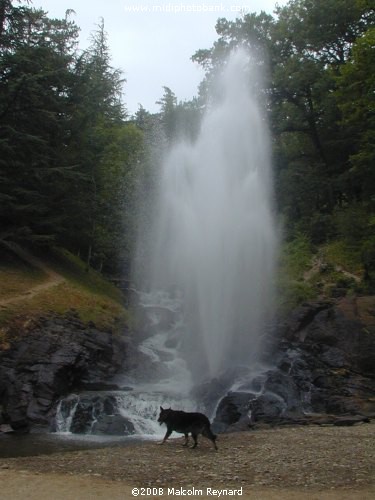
left=0, top=423, right=373, bottom=499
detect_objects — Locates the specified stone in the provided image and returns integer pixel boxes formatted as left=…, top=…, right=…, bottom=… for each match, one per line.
left=213, top=297, right=375, bottom=431
left=0, top=312, right=128, bottom=432
left=213, top=391, right=254, bottom=432
left=91, top=415, right=135, bottom=435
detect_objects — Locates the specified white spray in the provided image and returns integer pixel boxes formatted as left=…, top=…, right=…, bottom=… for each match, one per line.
left=151, top=49, right=277, bottom=382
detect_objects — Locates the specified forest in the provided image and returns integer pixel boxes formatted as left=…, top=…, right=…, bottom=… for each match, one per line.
left=1, top=0, right=374, bottom=300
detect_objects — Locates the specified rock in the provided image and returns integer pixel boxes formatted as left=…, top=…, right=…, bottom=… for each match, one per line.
left=0, top=424, right=14, bottom=433
left=0, top=312, right=128, bottom=432
left=249, top=392, right=286, bottom=421
left=213, top=297, right=375, bottom=431
left=330, top=287, right=348, bottom=298
left=55, top=392, right=135, bottom=435
left=333, top=415, right=370, bottom=426
left=134, top=304, right=178, bottom=340
left=1, top=296, right=374, bottom=435
left=80, top=383, right=121, bottom=391
left=213, top=392, right=254, bottom=432
left=92, top=415, right=135, bottom=435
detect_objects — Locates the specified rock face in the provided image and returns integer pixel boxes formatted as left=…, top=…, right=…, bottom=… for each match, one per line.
left=0, top=311, right=128, bottom=432
left=212, top=297, right=375, bottom=431
left=1, top=297, right=374, bottom=435
left=54, top=392, right=135, bottom=435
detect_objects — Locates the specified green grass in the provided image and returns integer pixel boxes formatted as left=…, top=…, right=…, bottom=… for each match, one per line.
left=38, top=247, right=125, bottom=304
left=0, top=246, right=48, bottom=300
left=277, top=234, right=317, bottom=312
left=280, top=234, right=314, bottom=280
left=276, top=234, right=367, bottom=312
left=0, top=245, right=130, bottom=344
left=322, top=241, right=363, bottom=276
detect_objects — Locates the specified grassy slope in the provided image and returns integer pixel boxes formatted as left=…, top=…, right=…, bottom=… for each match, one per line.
left=0, top=236, right=368, bottom=346
left=0, top=244, right=129, bottom=346
left=277, top=235, right=365, bottom=312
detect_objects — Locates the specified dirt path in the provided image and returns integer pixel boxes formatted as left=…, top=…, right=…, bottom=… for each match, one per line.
left=303, top=254, right=361, bottom=285
left=0, top=242, right=65, bottom=307
left=1, top=423, right=374, bottom=500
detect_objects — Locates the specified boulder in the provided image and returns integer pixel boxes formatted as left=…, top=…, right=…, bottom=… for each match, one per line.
left=213, top=297, right=375, bottom=431
left=0, top=311, right=128, bottom=432
left=55, top=392, right=135, bottom=435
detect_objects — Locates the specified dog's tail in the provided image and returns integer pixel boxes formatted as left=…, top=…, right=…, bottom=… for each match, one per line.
left=203, top=425, right=218, bottom=450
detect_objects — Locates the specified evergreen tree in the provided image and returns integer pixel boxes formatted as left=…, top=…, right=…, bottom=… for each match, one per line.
left=0, top=4, right=80, bottom=242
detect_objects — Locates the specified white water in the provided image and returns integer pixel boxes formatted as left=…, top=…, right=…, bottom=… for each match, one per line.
left=55, top=49, right=277, bottom=437
left=150, top=49, right=277, bottom=382
left=55, top=291, right=199, bottom=437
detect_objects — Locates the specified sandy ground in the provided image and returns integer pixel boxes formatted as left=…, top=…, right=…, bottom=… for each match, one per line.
left=0, top=422, right=374, bottom=500
left=0, top=469, right=373, bottom=500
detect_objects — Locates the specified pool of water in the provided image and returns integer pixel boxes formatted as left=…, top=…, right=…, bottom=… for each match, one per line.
left=0, top=432, right=145, bottom=458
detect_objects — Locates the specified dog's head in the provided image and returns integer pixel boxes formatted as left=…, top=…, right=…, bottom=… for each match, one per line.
left=158, top=406, right=172, bottom=425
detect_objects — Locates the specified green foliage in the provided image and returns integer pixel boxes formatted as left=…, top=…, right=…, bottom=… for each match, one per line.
left=1, top=0, right=374, bottom=290
left=0, top=5, right=144, bottom=276
left=40, top=247, right=125, bottom=303
left=156, top=86, right=202, bottom=143
left=0, top=5, right=80, bottom=243
left=334, top=27, right=375, bottom=205
left=362, top=235, right=375, bottom=290
left=277, top=234, right=317, bottom=310
left=0, top=245, right=131, bottom=336
left=278, top=280, right=317, bottom=312
left=280, top=234, right=313, bottom=280
left=193, top=0, right=374, bottom=298
left=323, top=241, right=362, bottom=276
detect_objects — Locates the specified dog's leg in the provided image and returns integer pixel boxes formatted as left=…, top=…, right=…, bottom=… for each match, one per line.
left=203, top=426, right=218, bottom=450
left=191, top=433, right=198, bottom=448
left=182, top=433, right=189, bottom=447
left=212, top=436, right=218, bottom=451
left=158, top=428, right=172, bottom=445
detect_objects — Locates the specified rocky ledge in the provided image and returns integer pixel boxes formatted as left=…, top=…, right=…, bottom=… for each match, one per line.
left=0, top=311, right=128, bottom=432
left=1, top=297, right=374, bottom=435
left=212, top=296, right=375, bottom=432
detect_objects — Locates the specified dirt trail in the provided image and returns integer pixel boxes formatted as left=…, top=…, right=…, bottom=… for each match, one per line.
left=0, top=242, right=65, bottom=307
left=303, top=255, right=361, bottom=284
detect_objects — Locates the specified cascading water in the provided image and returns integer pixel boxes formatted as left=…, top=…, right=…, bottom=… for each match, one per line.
left=150, top=48, right=277, bottom=383
left=55, top=49, right=278, bottom=437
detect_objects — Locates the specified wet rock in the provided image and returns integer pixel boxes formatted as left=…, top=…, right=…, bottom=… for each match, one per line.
left=249, top=392, right=286, bottom=421
left=92, top=415, right=135, bottom=435
left=80, top=383, right=121, bottom=391
left=214, top=297, right=375, bottom=431
left=0, top=312, right=128, bottom=432
left=192, top=377, right=230, bottom=417
left=56, top=392, right=135, bottom=436
left=213, top=392, right=254, bottom=432
left=134, top=305, right=178, bottom=339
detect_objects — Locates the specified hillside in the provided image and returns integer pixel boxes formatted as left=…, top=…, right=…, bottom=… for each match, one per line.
left=0, top=241, right=130, bottom=348
left=278, top=235, right=368, bottom=312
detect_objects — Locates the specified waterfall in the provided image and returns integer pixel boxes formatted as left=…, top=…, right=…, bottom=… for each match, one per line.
left=55, top=49, right=277, bottom=436
left=149, top=48, right=277, bottom=383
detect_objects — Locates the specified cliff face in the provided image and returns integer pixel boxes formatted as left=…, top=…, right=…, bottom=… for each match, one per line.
left=0, top=311, right=128, bottom=432
left=213, top=296, right=375, bottom=431
left=1, top=297, right=374, bottom=434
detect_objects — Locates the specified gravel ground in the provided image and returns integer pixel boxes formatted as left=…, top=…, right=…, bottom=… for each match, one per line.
left=0, top=422, right=374, bottom=499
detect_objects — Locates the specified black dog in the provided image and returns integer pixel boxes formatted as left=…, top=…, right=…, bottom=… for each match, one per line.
left=157, top=406, right=218, bottom=450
